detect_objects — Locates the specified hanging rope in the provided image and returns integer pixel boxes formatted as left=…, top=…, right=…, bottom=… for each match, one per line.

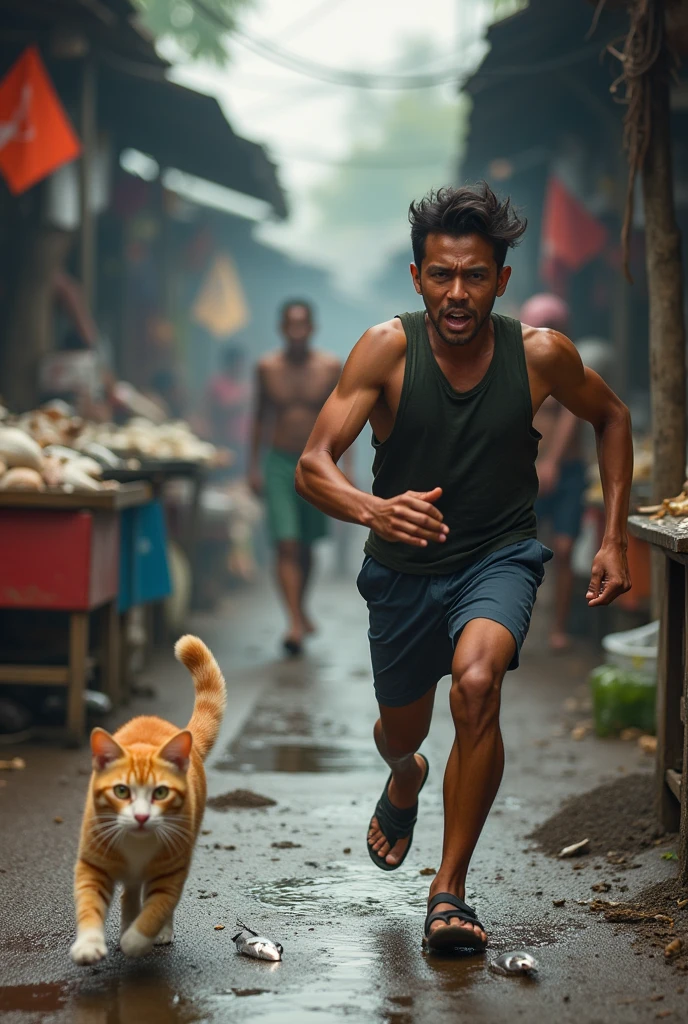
left=596, top=0, right=673, bottom=281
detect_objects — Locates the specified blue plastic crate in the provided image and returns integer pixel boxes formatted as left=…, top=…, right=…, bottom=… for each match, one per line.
left=118, top=500, right=172, bottom=613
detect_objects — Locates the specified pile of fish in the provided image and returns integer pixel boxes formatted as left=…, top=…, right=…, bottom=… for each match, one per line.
left=0, top=398, right=223, bottom=493
left=0, top=419, right=118, bottom=494
left=639, top=488, right=688, bottom=521
left=83, top=418, right=219, bottom=465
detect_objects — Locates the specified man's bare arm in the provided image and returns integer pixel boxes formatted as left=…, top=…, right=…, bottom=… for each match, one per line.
left=532, top=331, right=632, bottom=605
left=296, top=326, right=449, bottom=548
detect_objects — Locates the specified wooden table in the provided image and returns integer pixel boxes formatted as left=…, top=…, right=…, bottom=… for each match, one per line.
left=0, top=483, right=151, bottom=743
left=628, top=514, right=688, bottom=883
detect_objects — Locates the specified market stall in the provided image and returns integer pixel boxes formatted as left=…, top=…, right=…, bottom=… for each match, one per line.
left=628, top=513, right=688, bottom=886
left=0, top=482, right=150, bottom=743
left=0, top=400, right=237, bottom=741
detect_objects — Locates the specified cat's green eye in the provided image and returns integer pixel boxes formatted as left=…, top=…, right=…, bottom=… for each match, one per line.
left=153, top=785, right=169, bottom=800
left=113, top=784, right=130, bottom=799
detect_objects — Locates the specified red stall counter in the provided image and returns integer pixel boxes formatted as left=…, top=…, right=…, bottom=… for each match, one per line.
left=0, top=483, right=151, bottom=743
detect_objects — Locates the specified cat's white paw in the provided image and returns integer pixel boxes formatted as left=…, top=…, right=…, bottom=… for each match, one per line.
left=120, top=925, right=154, bottom=958
left=155, top=922, right=174, bottom=945
left=70, top=929, right=107, bottom=965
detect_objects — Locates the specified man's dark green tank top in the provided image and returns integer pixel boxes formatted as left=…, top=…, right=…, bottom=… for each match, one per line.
left=364, top=310, right=540, bottom=574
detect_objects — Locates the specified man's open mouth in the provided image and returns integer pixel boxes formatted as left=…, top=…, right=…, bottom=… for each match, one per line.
left=444, top=311, right=473, bottom=331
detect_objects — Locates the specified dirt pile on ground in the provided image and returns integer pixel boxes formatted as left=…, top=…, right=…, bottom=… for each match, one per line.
left=529, top=773, right=666, bottom=857
left=589, top=878, right=688, bottom=972
left=207, top=789, right=277, bottom=810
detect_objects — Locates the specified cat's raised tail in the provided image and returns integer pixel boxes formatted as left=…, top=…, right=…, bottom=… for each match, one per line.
left=175, top=635, right=227, bottom=760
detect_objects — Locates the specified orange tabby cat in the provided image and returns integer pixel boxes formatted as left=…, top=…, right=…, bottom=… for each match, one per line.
left=70, top=634, right=226, bottom=964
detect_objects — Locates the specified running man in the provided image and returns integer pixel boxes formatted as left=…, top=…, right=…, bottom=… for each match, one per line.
left=521, top=294, right=587, bottom=652
left=296, top=184, right=632, bottom=952
left=249, top=300, right=342, bottom=656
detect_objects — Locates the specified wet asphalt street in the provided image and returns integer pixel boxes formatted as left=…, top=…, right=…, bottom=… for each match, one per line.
left=0, top=548, right=684, bottom=1024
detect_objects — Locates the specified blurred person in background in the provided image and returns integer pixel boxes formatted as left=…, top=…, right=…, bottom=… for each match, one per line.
left=521, top=293, right=585, bottom=652
left=249, top=300, right=343, bottom=656
left=207, top=344, right=251, bottom=477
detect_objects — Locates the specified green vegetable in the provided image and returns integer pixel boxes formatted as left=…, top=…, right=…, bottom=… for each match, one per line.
left=589, top=665, right=656, bottom=737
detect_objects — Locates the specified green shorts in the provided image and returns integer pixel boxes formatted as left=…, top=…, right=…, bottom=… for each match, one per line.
left=263, top=448, right=329, bottom=546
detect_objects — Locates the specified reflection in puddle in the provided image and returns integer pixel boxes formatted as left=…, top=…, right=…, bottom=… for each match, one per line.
left=217, top=739, right=377, bottom=774
left=0, top=975, right=207, bottom=1024
left=0, top=982, right=69, bottom=1013
left=69, top=975, right=205, bottom=1024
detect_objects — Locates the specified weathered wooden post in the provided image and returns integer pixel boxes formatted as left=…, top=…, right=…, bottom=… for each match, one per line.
left=603, top=0, right=687, bottom=880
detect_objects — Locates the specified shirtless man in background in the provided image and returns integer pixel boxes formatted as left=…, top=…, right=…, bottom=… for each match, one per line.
left=521, top=294, right=585, bottom=651
left=249, top=300, right=342, bottom=655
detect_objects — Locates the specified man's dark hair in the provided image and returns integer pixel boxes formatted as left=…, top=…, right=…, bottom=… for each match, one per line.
left=409, top=182, right=527, bottom=270
left=280, top=298, right=314, bottom=322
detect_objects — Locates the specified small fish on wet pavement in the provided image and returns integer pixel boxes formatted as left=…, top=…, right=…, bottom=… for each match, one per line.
left=489, top=951, right=539, bottom=977
left=233, top=922, right=283, bottom=962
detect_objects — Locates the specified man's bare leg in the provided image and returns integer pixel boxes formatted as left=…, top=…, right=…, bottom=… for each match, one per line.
left=551, top=534, right=575, bottom=651
left=367, top=687, right=436, bottom=866
left=276, top=539, right=306, bottom=650
left=298, top=543, right=316, bottom=635
left=427, top=619, right=515, bottom=944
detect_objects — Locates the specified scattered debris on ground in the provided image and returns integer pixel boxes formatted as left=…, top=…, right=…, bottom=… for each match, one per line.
left=207, top=790, right=277, bottom=810
left=559, top=838, right=590, bottom=858
left=489, top=951, right=539, bottom=977
left=233, top=922, right=283, bottom=962
left=419, top=867, right=437, bottom=876
left=271, top=841, right=301, bottom=849
left=0, top=757, right=25, bottom=770
left=530, top=774, right=669, bottom=857
left=588, top=879, right=688, bottom=970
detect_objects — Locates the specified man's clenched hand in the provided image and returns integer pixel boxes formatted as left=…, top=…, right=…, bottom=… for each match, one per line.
left=369, top=486, right=449, bottom=548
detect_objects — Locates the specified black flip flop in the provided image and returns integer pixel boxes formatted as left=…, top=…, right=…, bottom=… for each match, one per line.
left=367, top=754, right=429, bottom=872
left=282, top=638, right=303, bottom=657
left=424, top=892, right=487, bottom=953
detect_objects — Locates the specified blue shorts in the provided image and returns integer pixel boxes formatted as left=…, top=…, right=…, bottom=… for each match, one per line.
left=356, top=539, right=552, bottom=708
left=535, top=460, right=587, bottom=539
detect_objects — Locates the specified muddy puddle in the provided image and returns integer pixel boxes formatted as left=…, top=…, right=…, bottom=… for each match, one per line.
left=216, top=736, right=377, bottom=773
left=0, top=982, right=69, bottom=1014
left=248, top=862, right=431, bottom=918
left=0, top=975, right=206, bottom=1024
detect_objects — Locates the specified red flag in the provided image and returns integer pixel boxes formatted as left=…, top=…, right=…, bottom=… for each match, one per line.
left=541, top=176, right=608, bottom=288
left=0, top=46, right=81, bottom=195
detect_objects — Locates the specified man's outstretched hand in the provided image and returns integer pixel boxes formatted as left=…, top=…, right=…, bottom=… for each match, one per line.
left=369, top=486, right=449, bottom=548
left=586, top=542, right=631, bottom=606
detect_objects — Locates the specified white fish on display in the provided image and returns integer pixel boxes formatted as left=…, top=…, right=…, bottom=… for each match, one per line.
left=489, top=951, right=539, bottom=976
left=232, top=922, right=283, bottom=962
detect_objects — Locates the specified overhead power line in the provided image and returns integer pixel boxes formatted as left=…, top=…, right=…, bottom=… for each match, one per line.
left=271, top=145, right=456, bottom=169
left=187, top=1, right=602, bottom=91
left=186, top=0, right=473, bottom=88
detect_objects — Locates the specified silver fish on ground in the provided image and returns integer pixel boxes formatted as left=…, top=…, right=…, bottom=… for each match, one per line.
left=489, top=951, right=539, bottom=977
left=232, top=921, right=283, bottom=962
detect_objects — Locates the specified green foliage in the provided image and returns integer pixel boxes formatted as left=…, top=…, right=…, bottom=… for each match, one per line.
left=491, top=0, right=528, bottom=22
left=133, top=0, right=252, bottom=64
left=661, top=851, right=679, bottom=861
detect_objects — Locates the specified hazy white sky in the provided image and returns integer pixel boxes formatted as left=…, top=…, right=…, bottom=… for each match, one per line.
left=171, top=0, right=493, bottom=279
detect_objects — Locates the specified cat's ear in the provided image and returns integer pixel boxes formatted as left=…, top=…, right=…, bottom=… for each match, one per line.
left=158, top=730, right=193, bottom=772
left=91, top=728, right=125, bottom=770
